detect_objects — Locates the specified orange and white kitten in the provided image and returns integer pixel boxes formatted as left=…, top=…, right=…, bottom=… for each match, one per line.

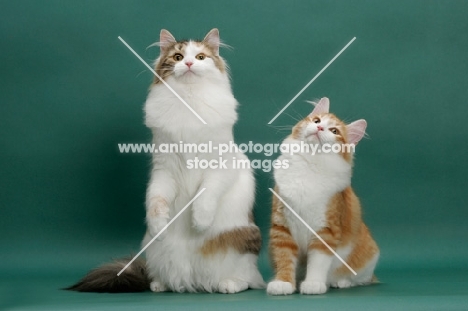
left=267, top=97, right=379, bottom=295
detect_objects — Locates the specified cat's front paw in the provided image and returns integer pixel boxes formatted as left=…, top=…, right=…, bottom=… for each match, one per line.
left=192, top=200, right=215, bottom=231
left=147, top=217, right=168, bottom=241
left=267, top=280, right=295, bottom=295
left=300, top=281, right=328, bottom=295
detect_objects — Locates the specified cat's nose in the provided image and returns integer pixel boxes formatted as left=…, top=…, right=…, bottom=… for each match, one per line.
left=317, top=125, right=324, bottom=131
left=185, top=61, right=193, bottom=68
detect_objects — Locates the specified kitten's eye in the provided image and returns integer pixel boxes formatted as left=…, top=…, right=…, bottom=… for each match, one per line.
left=330, top=128, right=339, bottom=135
left=313, top=117, right=321, bottom=124
left=196, top=53, right=206, bottom=60
left=173, top=53, right=184, bottom=61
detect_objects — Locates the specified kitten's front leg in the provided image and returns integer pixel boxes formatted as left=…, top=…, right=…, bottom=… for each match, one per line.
left=192, top=168, right=236, bottom=231
left=146, top=169, right=177, bottom=241
left=301, top=227, right=340, bottom=295
left=267, top=192, right=298, bottom=295
left=267, top=223, right=299, bottom=295
left=300, top=250, right=333, bottom=294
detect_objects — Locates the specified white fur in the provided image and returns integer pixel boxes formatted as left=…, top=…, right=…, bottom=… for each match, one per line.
left=143, top=41, right=264, bottom=293
left=301, top=250, right=333, bottom=294
left=266, top=280, right=295, bottom=295
left=275, top=136, right=352, bottom=249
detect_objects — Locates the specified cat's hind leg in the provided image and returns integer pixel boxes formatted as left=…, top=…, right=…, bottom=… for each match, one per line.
left=330, top=278, right=352, bottom=289
left=150, top=280, right=168, bottom=293
left=218, top=279, right=249, bottom=294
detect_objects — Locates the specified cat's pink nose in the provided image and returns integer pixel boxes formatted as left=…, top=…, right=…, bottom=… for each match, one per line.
left=185, top=62, right=193, bottom=68
left=317, top=125, right=324, bottom=131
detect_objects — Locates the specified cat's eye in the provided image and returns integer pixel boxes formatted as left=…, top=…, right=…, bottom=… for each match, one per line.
left=173, top=53, right=184, bottom=61
left=313, top=117, right=321, bottom=124
left=330, top=128, right=339, bottom=135
left=196, top=53, right=206, bottom=60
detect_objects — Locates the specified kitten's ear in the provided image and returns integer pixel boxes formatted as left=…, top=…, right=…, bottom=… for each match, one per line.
left=159, top=29, right=176, bottom=53
left=203, top=28, right=220, bottom=56
left=309, top=97, right=330, bottom=116
left=346, top=119, right=367, bottom=145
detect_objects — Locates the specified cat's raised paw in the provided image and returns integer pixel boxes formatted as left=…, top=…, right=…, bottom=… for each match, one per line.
left=300, top=281, right=328, bottom=295
left=218, top=279, right=248, bottom=294
left=267, top=280, right=295, bottom=295
left=192, top=203, right=215, bottom=231
left=150, top=281, right=167, bottom=293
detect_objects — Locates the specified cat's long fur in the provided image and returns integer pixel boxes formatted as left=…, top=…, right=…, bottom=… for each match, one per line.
left=65, top=258, right=149, bottom=293
left=267, top=98, right=379, bottom=295
left=66, top=29, right=264, bottom=294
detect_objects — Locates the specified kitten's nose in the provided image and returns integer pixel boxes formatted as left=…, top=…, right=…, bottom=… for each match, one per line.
left=185, top=61, right=193, bottom=68
left=317, top=125, right=324, bottom=131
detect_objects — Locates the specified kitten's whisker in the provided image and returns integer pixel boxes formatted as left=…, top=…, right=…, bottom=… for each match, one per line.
left=283, top=112, right=301, bottom=122
left=267, top=124, right=294, bottom=133
left=291, top=107, right=304, bottom=121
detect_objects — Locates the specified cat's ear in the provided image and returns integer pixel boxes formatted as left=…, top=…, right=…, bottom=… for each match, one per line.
left=309, top=97, right=330, bottom=116
left=203, top=28, right=220, bottom=56
left=159, top=29, right=176, bottom=53
left=346, top=119, right=367, bottom=145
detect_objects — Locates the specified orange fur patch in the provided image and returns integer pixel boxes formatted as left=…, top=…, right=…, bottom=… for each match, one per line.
left=336, top=223, right=379, bottom=276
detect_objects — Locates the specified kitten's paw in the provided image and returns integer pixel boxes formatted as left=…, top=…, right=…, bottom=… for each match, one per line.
left=218, top=279, right=248, bottom=294
left=150, top=281, right=167, bottom=292
left=267, top=280, right=295, bottom=295
left=300, top=281, right=328, bottom=295
left=336, top=279, right=352, bottom=289
left=147, top=217, right=168, bottom=241
left=192, top=201, right=215, bottom=231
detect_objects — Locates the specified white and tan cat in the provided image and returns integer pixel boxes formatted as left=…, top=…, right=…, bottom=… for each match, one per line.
left=67, top=29, right=264, bottom=294
left=267, top=97, right=379, bottom=295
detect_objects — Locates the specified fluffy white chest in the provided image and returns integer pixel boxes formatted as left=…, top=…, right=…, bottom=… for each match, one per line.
left=275, top=151, right=351, bottom=251
left=145, top=77, right=237, bottom=135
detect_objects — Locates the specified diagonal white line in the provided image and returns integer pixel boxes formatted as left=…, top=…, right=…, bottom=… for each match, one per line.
left=118, top=36, right=207, bottom=125
left=117, top=188, right=206, bottom=276
left=269, top=188, right=357, bottom=275
left=268, top=37, right=356, bottom=124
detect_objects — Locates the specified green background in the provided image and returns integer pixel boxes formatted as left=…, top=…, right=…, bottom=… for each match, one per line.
left=1, top=0, right=467, bottom=310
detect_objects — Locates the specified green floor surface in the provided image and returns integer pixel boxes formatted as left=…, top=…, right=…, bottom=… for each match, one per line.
left=2, top=269, right=468, bottom=311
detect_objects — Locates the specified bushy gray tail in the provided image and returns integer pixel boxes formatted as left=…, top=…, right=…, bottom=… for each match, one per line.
left=65, top=257, right=150, bottom=293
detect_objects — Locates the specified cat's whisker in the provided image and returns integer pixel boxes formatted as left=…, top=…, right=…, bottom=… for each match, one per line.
left=136, top=69, right=150, bottom=78
left=267, top=124, right=293, bottom=134
left=291, top=107, right=305, bottom=121
left=283, top=112, right=301, bottom=122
